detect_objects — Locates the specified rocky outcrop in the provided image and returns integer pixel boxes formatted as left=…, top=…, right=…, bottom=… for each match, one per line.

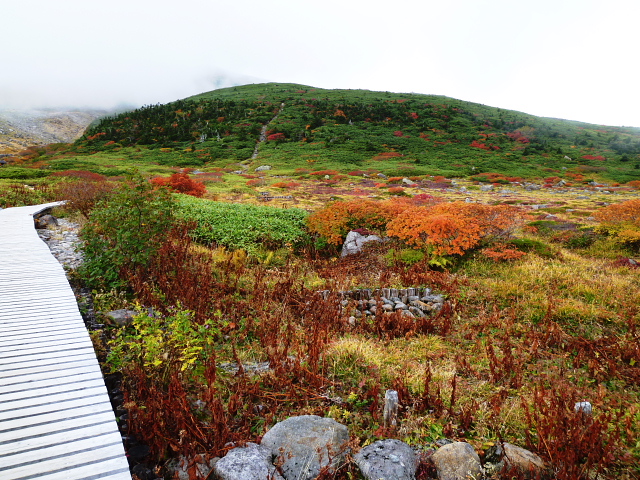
left=214, top=443, right=283, bottom=480
left=0, top=108, right=108, bottom=154
left=354, top=439, right=418, bottom=480
left=341, top=230, right=384, bottom=257
left=485, top=442, right=547, bottom=479
left=430, top=442, right=483, bottom=480
left=261, top=415, right=350, bottom=480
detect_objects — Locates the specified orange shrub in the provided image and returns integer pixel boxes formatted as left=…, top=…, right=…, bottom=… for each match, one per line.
left=387, top=202, right=523, bottom=256
left=388, top=212, right=481, bottom=255
left=594, top=199, right=640, bottom=228
left=481, top=244, right=526, bottom=262
left=307, top=199, right=398, bottom=245
left=310, top=170, right=340, bottom=176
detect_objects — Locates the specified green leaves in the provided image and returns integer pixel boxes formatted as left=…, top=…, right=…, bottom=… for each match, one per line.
left=106, top=307, right=218, bottom=382
left=175, top=194, right=310, bottom=253
left=80, top=176, right=175, bottom=289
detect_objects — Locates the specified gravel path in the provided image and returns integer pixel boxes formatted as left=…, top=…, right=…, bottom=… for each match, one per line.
left=37, top=218, right=84, bottom=269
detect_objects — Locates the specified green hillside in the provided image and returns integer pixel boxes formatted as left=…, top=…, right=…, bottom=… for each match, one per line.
left=33, top=83, right=640, bottom=182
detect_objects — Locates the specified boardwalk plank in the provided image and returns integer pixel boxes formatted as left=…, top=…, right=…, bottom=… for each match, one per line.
left=0, top=203, right=130, bottom=480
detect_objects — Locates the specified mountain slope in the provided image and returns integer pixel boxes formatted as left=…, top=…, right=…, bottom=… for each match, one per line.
left=62, top=83, right=640, bottom=182
left=0, top=108, right=108, bottom=154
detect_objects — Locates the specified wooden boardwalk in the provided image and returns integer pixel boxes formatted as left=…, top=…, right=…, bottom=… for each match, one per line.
left=0, top=203, right=131, bottom=480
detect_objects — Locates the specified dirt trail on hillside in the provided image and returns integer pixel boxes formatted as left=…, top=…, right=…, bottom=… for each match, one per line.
left=251, top=102, right=285, bottom=160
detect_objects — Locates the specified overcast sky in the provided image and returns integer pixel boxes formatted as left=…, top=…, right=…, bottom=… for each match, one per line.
left=3, top=0, right=639, bottom=127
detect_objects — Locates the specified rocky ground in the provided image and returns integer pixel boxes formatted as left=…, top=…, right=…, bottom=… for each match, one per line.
left=36, top=217, right=84, bottom=269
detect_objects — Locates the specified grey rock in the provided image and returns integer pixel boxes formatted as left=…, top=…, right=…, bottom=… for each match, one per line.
left=105, top=309, right=137, bottom=326
left=394, top=303, right=407, bottom=310
left=575, top=401, right=592, bottom=415
left=410, top=300, right=432, bottom=311
left=485, top=443, right=546, bottom=479
left=214, top=443, right=284, bottom=480
left=430, top=442, right=483, bottom=480
left=173, top=454, right=219, bottom=480
left=255, top=165, right=272, bottom=172
left=341, top=231, right=383, bottom=257
left=377, top=173, right=388, bottom=179
left=422, top=294, right=443, bottom=303
left=354, top=439, right=418, bottom=480
left=261, top=415, right=349, bottom=480
left=480, top=184, right=493, bottom=192
left=34, top=214, right=58, bottom=229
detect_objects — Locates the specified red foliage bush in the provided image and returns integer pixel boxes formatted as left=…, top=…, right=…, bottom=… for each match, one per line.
left=56, top=180, right=115, bottom=219
left=150, top=173, right=206, bottom=197
left=50, top=170, right=106, bottom=181
left=246, top=178, right=262, bottom=187
left=266, top=132, right=286, bottom=142
left=470, top=140, right=491, bottom=150
left=581, top=155, right=606, bottom=161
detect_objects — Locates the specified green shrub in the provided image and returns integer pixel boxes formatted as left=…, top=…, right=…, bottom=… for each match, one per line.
left=386, top=248, right=425, bottom=266
left=509, top=238, right=556, bottom=258
left=0, top=168, right=49, bottom=179
left=175, top=195, right=310, bottom=253
left=80, top=176, right=175, bottom=289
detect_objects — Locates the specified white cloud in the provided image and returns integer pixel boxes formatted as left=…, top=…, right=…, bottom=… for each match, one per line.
left=2, top=0, right=639, bottom=126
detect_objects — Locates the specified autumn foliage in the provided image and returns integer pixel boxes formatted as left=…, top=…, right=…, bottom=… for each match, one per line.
left=307, top=199, right=398, bottom=245
left=594, top=199, right=640, bottom=248
left=387, top=202, right=523, bottom=256
left=150, top=173, right=206, bottom=197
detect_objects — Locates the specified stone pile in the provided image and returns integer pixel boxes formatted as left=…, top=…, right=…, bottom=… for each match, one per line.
left=318, top=287, right=445, bottom=319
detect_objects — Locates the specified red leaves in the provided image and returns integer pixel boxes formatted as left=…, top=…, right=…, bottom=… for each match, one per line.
left=266, top=132, right=286, bottom=142
left=151, top=173, right=206, bottom=197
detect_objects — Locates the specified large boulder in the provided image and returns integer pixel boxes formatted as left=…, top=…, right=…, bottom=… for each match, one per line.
left=430, top=442, right=483, bottom=480
left=214, top=443, right=284, bottom=480
left=354, top=439, right=418, bottom=480
left=261, top=415, right=349, bottom=480
left=104, top=309, right=137, bottom=327
left=485, top=443, right=547, bottom=479
left=34, top=214, right=58, bottom=229
left=341, top=230, right=383, bottom=257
